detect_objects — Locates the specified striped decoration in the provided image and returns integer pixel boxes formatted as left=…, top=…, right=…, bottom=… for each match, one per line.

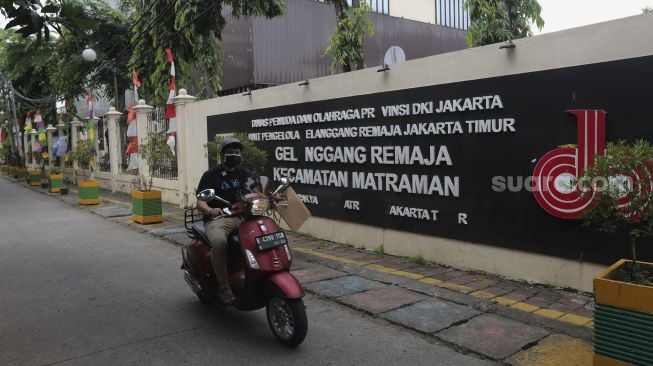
left=132, top=190, right=163, bottom=224
left=16, top=168, right=28, bottom=181
left=29, top=172, right=41, bottom=186
left=594, top=304, right=653, bottom=365
left=78, top=180, right=100, bottom=205
left=49, top=174, right=63, bottom=193
left=7, top=166, right=16, bottom=177
left=0, top=165, right=8, bottom=175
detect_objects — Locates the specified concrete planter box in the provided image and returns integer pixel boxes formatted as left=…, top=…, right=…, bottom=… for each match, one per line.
left=132, top=190, right=163, bottom=224
left=0, top=164, right=8, bottom=175
left=15, top=168, right=28, bottom=181
left=29, top=171, right=42, bottom=186
left=593, top=259, right=653, bottom=365
left=49, top=174, right=63, bottom=193
left=8, top=165, right=16, bottom=178
left=77, top=180, right=100, bottom=205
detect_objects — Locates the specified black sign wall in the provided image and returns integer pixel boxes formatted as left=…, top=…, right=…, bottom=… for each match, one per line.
left=208, top=55, right=653, bottom=265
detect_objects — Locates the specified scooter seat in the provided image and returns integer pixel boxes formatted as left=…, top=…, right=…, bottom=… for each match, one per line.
left=191, top=221, right=211, bottom=246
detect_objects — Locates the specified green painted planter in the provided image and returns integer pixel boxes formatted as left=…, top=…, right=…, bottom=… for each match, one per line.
left=0, top=165, right=8, bottom=175
left=29, top=172, right=42, bottom=186
left=8, top=166, right=16, bottom=177
left=77, top=180, right=100, bottom=205
left=48, top=174, right=63, bottom=193
left=593, top=260, right=653, bottom=366
left=132, top=190, right=163, bottom=224
left=15, top=168, right=28, bottom=181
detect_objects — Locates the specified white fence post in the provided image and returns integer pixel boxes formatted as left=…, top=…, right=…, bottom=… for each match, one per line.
left=46, top=124, right=56, bottom=168
left=70, top=117, right=83, bottom=183
left=104, top=107, right=122, bottom=193
left=173, top=89, right=197, bottom=208
left=133, top=100, right=154, bottom=188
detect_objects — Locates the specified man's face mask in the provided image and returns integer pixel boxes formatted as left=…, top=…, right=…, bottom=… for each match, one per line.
left=223, top=154, right=241, bottom=167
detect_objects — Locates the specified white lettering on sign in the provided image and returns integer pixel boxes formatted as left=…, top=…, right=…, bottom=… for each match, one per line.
left=458, top=213, right=468, bottom=225
left=388, top=205, right=439, bottom=221
left=260, top=131, right=300, bottom=141
left=297, top=194, right=319, bottom=205
left=381, top=104, right=410, bottom=117
left=344, top=200, right=360, bottom=210
left=435, top=95, right=503, bottom=114
left=352, top=172, right=459, bottom=197
left=465, top=118, right=516, bottom=133
left=306, top=127, right=358, bottom=139
left=274, top=146, right=298, bottom=162
left=369, top=146, right=452, bottom=166
left=305, top=146, right=367, bottom=164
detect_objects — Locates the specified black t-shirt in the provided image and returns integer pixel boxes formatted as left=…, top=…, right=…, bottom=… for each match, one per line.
left=197, top=166, right=250, bottom=210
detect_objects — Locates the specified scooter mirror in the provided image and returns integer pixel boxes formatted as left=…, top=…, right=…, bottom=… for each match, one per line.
left=197, top=189, right=216, bottom=201
left=272, top=177, right=291, bottom=195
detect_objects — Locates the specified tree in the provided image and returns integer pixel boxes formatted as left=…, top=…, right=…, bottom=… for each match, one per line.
left=464, top=0, right=544, bottom=47
left=1, top=0, right=98, bottom=42
left=325, top=3, right=374, bottom=73
left=122, top=0, right=284, bottom=105
left=644, top=6, right=653, bottom=13
left=0, top=1, right=131, bottom=114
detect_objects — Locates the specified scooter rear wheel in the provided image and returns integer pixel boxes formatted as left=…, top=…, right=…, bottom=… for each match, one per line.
left=266, top=297, right=307, bottom=347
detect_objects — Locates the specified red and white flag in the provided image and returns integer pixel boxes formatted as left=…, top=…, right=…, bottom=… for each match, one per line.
left=165, top=48, right=176, bottom=155
left=87, top=90, right=94, bottom=119
left=125, top=68, right=141, bottom=171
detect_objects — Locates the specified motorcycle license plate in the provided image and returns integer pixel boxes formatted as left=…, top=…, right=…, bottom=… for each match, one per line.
left=256, top=232, right=288, bottom=251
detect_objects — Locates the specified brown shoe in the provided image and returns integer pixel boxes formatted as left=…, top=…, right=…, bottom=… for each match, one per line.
left=218, top=287, right=236, bottom=305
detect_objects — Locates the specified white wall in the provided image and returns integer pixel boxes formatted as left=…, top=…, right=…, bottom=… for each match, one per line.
left=182, top=13, right=653, bottom=291
left=389, top=0, right=435, bottom=24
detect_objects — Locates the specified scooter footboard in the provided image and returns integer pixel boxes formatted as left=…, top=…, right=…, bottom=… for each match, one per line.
left=264, top=272, right=305, bottom=299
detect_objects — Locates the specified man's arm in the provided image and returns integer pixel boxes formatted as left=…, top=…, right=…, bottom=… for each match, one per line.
left=197, top=200, right=222, bottom=217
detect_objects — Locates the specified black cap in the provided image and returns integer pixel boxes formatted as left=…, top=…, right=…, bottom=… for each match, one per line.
left=219, top=137, right=243, bottom=154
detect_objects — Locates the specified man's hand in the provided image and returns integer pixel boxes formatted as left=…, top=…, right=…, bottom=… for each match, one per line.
left=208, top=208, right=223, bottom=217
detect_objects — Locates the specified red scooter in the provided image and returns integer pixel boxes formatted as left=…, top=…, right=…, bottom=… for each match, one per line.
left=181, top=178, right=308, bottom=347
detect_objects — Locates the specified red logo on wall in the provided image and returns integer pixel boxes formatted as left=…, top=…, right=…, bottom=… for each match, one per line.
left=532, top=110, right=606, bottom=219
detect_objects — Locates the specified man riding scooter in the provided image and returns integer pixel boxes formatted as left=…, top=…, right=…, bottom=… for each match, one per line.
left=196, top=137, right=259, bottom=305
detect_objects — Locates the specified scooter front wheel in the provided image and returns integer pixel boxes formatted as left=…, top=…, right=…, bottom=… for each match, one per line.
left=266, top=297, right=307, bottom=347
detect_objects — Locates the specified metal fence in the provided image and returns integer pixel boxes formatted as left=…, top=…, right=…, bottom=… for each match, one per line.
left=97, top=117, right=111, bottom=172
left=146, top=108, right=178, bottom=180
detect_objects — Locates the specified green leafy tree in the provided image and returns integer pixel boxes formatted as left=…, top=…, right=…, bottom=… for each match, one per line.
left=464, top=0, right=544, bottom=47
left=69, top=139, right=96, bottom=180
left=325, top=3, right=374, bottom=73
left=579, top=140, right=653, bottom=285
left=122, top=0, right=284, bottom=105
left=205, top=132, right=268, bottom=177
left=138, top=132, right=175, bottom=191
left=0, top=1, right=130, bottom=114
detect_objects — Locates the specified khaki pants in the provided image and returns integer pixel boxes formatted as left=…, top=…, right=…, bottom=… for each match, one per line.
left=205, top=216, right=242, bottom=289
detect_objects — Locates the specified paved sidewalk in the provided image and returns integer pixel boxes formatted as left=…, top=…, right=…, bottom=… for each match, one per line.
left=5, top=176, right=595, bottom=365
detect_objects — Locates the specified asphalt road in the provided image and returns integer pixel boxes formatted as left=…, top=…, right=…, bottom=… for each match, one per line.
left=0, top=178, right=495, bottom=366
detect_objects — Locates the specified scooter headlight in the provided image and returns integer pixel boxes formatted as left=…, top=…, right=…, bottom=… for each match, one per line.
left=250, top=199, right=270, bottom=215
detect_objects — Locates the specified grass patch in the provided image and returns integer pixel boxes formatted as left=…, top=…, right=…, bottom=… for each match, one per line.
left=409, top=255, right=426, bottom=265
left=374, top=244, right=385, bottom=256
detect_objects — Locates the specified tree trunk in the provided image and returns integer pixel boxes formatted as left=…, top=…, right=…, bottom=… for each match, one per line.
left=631, top=236, right=638, bottom=266
left=333, top=1, right=346, bottom=21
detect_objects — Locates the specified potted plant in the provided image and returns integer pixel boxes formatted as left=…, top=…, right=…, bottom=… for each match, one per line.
left=48, top=166, right=63, bottom=193
left=578, top=139, right=653, bottom=366
left=131, top=133, right=174, bottom=224
left=70, top=139, right=100, bottom=205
